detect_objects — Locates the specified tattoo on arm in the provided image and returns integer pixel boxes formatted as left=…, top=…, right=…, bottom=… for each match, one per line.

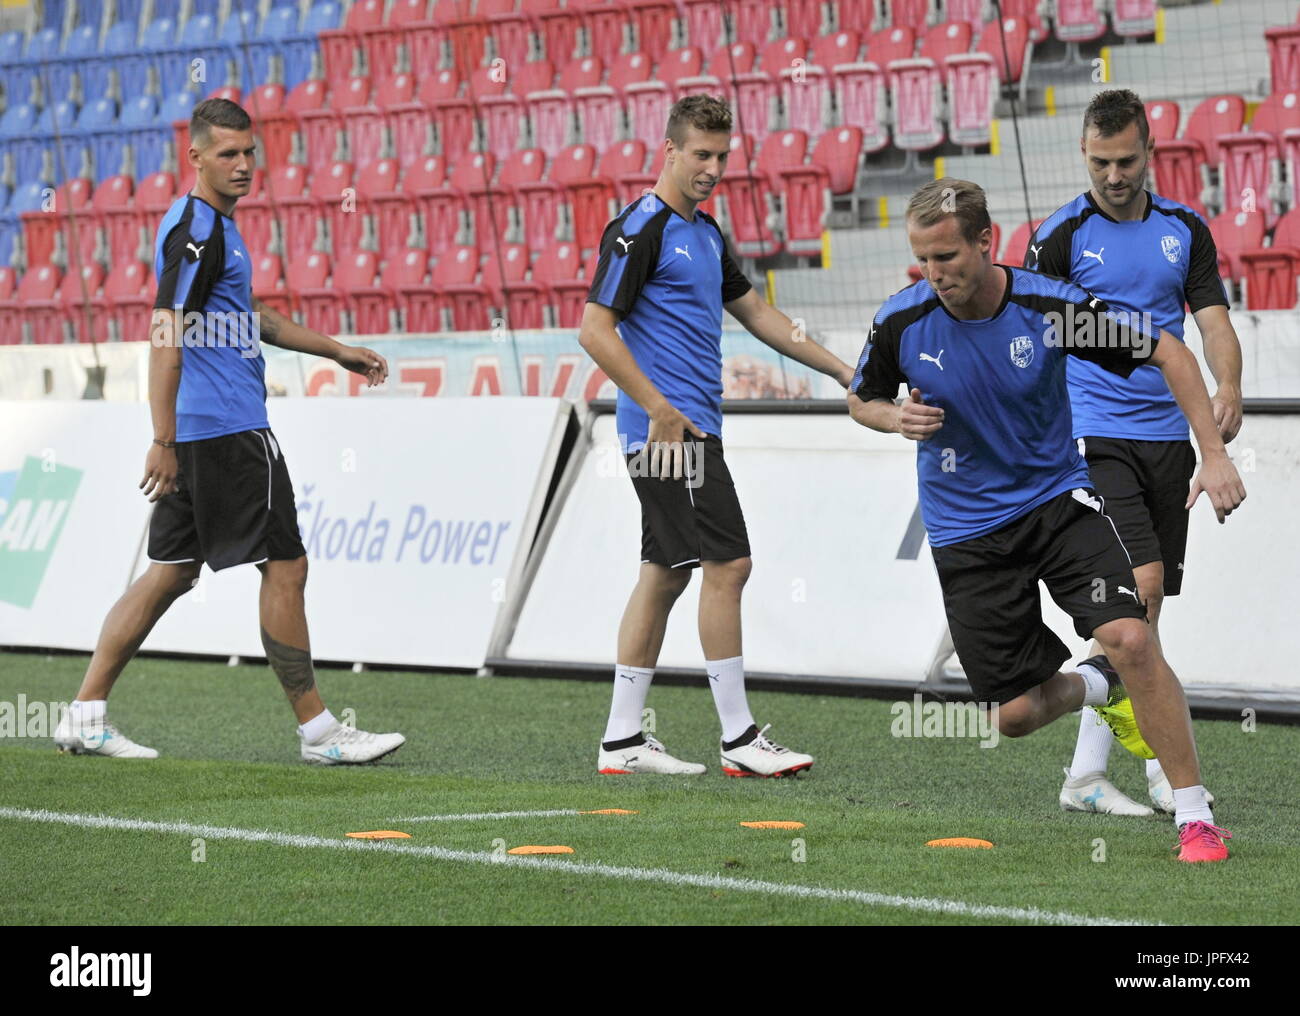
left=252, top=298, right=282, bottom=342
left=260, top=626, right=316, bottom=704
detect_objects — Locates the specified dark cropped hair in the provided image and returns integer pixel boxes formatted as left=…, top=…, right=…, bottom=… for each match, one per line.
left=1082, top=89, right=1149, bottom=145
left=190, top=98, right=252, bottom=147
left=666, top=94, right=732, bottom=145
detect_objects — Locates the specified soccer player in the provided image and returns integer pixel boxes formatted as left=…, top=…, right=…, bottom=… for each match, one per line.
left=1027, top=90, right=1243, bottom=817
left=579, top=95, right=855, bottom=777
left=52, top=99, right=405, bottom=764
left=848, top=178, right=1244, bottom=861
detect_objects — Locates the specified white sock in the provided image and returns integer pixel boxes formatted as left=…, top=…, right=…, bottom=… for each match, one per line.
left=298, top=708, right=337, bottom=743
left=1067, top=707, right=1114, bottom=779
left=70, top=699, right=106, bottom=723
left=1173, top=785, right=1214, bottom=827
left=706, top=655, right=755, bottom=743
left=1146, top=758, right=1164, bottom=780
left=602, top=665, right=654, bottom=743
left=1077, top=663, right=1109, bottom=707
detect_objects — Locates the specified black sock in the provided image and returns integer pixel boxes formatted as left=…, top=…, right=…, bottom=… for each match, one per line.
left=601, top=732, right=646, bottom=751
left=722, top=725, right=759, bottom=751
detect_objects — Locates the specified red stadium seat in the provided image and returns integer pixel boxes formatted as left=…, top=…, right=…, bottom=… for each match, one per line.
left=946, top=53, right=997, bottom=147
left=718, top=134, right=780, bottom=257
left=1185, top=94, right=1246, bottom=169
left=732, top=0, right=777, bottom=47
left=379, top=249, right=431, bottom=332
left=289, top=252, right=342, bottom=333
left=1216, top=133, right=1282, bottom=226
left=94, top=174, right=139, bottom=270
left=0, top=267, right=18, bottom=343
left=626, top=0, right=676, bottom=63
left=483, top=0, right=531, bottom=70
left=389, top=71, right=455, bottom=166
left=1145, top=100, right=1180, bottom=142
left=1239, top=208, right=1300, bottom=310
left=1151, top=140, right=1210, bottom=218
left=1113, top=0, right=1156, bottom=39
left=18, top=264, right=63, bottom=344
left=998, top=0, right=1049, bottom=44
left=810, top=125, right=863, bottom=195
left=252, top=253, right=290, bottom=318
left=889, top=59, right=945, bottom=154
left=730, top=71, right=779, bottom=146
left=779, top=65, right=828, bottom=143
left=575, top=0, right=627, bottom=66
left=319, top=0, right=384, bottom=98
left=1054, top=0, right=1106, bottom=44
left=433, top=245, right=490, bottom=330
left=785, top=0, right=823, bottom=40
left=760, top=37, right=807, bottom=73
left=837, top=0, right=875, bottom=36
left=1265, top=25, right=1300, bottom=95
left=625, top=78, right=674, bottom=149
left=709, top=42, right=756, bottom=79
left=833, top=63, right=889, bottom=154
left=682, top=0, right=724, bottom=52
left=101, top=261, right=152, bottom=342
left=812, top=31, right=860, bottom=70
left=866, top=27, right=915, bottom=67
left=404, top=155, right=460, bottom=256
left=920, top=21, right=971, bottom=64
left=532, top=0, right=581, bottom=67
left=976, top=17, right=1031, bottom=96
left=336, top=250, right=387, bottom=334
left=886, top=0, right=928, bottom=33
left=758, top=129, right=808, bottom=194
left=1209, top=209, right=1266, bottom=286
left=945, top=0, right=985, bottom=35
left=530, top=241, right=586, bottom=327
left=59, top=263, right=107, bottom=344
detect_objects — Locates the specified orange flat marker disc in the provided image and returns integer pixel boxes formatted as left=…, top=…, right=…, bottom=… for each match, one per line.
left=926, top=837, right=994, bottom=849
left=740, top=821, right=806, bottom=830
left=346, top=830, right=411, bottom=840
left=507, top=845, right=574, bottom=855
left=579, top=809, right=639, bottom=815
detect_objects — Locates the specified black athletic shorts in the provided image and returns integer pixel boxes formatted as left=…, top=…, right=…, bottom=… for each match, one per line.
left=627, top=434, right=750, bottom=568
left=147, top=427, right=306, bottom=572
left=930, top=487, right=1147, bottom=705
left=1079, top=436, right=1196, bottom=596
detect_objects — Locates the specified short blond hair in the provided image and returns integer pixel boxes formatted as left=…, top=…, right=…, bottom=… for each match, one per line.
left=906, top=177, right=992, bottom=244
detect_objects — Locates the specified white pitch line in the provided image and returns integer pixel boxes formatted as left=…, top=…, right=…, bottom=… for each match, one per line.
left=0, top=806, right=1157, bottom=926
left=399, top=809, right=582, bottom=823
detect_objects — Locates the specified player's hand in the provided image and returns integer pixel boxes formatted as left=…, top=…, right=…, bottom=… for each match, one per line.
left=1211, top=384, right=1243, bottom=443
left=898, top=388, right=944, bottom=441
left=140, top=444, right=179, bottom=503
left=337, top=345, right=389, bottom=388
left=646, top=404, right=706, bottom=481
left=1186, top=451, right=1246, bottom=523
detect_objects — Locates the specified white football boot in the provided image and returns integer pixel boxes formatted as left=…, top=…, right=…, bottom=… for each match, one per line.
left=300, top=720, right=405, bottom=764
left=1059, top=768, right=1153, bottom=816
left=598, top=734, right=706, bottom=775
left=54, top=710, right=159, bottom=759
left=720, top=724, right=814, bottom=778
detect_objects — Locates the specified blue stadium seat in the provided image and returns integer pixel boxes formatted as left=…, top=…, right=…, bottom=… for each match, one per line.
left=104, top=20, right=137, bottom=52
left=120, top=96, right=159, bottom=127
left=158, top=14, right=225, bottom=99
left=0, top=105, right=37, bottom=136
left=159, top=89, right=198, bottom=124
left=264, top=5, right=300, bottom=37
left=116, top=0, right=147, bottom=26
left=221, top=9, right=256, bottom=42
left=304, top=0, right=342, bottom=33
left=142, top=16, right=178, bottom=50
left=77, top=98, right=118, bottom=129
left=23, top=27, right=60, bottom=61
left=0, top=30, right=23, bottom=64
left=41, top=0, right=66, bottom=31
left=75, top=0, right=106, bottom=30
left=42, top=25, right=99, bottom=98
left=63, top=24, right=98, bottom=55
left=36, top=101, right=79, bottom=133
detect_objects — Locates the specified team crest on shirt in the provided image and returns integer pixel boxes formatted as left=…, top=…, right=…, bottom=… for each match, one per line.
left=1161, top=235, right=1182, bottom=264
left=1009, top=335, right=1034, bottom=368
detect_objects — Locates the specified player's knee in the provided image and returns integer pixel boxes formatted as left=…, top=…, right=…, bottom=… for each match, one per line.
left=705, top=556, right=752, bottom=593
left=265, top=555, right=309, bottom=591
left=163, top=563, right=201, bottom=598
left=1099, top=620, right=1156, bottom=671
left=996, top=699, right=1035, bottom=738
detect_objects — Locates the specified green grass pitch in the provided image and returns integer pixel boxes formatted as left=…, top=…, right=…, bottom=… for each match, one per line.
left=1, top=650, right=1297, bottom=925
